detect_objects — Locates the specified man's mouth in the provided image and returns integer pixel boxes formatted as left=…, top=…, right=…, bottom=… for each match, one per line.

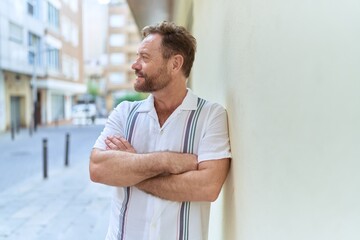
left=135, top=71, right=144, bottom=78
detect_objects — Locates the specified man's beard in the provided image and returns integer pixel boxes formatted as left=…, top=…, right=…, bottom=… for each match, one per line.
left=134, top=65, right=170, bottom=93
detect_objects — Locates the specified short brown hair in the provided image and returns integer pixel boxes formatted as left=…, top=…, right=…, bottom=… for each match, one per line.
left=142, top=21, right=196, bottom=78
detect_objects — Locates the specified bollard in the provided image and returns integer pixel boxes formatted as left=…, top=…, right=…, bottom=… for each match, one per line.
left=16, top=122, right=20, bottom=134
left=11, top=122, right=15, bottom=141
left=43, top=138, right=48, bottom=179
left=29, top=123, right=33, bottom=137
left=65, top=133, right=70, bottom=167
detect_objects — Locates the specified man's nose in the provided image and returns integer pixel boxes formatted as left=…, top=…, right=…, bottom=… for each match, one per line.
left=131, top=59, right=140, bottom=70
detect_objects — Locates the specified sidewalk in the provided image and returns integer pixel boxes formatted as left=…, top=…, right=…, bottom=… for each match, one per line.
left=0, top=125, right=112, bottom=240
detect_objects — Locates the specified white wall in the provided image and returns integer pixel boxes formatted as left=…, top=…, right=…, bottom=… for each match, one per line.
left=192, top=0, right=360, bottom=239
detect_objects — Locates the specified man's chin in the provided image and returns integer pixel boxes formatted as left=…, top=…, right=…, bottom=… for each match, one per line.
left=134, top=84, right=150, bottom=93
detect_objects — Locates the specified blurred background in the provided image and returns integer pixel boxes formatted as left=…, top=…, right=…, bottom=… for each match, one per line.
left=0, top=0, right=145, bottom=131
left=1, top=0, right=360, bottom=240
left=0, top=0, right=145, bottom=239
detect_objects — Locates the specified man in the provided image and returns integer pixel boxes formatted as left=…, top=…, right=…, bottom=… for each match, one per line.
left=90, top=21, right=231, bottom=240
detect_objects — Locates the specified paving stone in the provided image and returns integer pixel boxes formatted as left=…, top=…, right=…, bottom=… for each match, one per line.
left=0, top=125, right=112, bottom=239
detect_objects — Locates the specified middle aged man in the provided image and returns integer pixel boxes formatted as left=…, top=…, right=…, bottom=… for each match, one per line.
left=90, top=21, right=231, bottom=240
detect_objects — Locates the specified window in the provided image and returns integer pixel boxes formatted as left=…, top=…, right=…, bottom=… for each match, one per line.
left=28, top=32, right=41, bottom=65
left=69, top=0, right=78, bottom=12
left=62, top=55, right=79, bottom=80
left=110, top=0, right=125, bottom=6
left=72, top=59, right=79, bottom=80
left=48, top=2, right=60, bottom=29
left=28, top=51, right=35, bottom=65
left=109, top=73, right=125, bottom=84
left=46, top=46, right=60, bottom=70
left=71, top=24, right=78, bottom=46
left=109, top=34, right=126, bottom=47
left=61, top=17, right=78, bottom=46
left=110, top=15, right=126, bottom=28
left=9, top=22, right=23, bottom=44
left=61, top=16, right=71, bottom=42
left=62, top=55, right=71, bottom=78
left=110, top=53, right=126, bottom=65
left=27, top=0, right=39, bottom=18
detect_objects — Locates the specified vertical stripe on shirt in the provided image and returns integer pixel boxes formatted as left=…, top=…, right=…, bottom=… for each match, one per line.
left=179, top=98, right=206, bottom=240
left=118, top=102, right=142, bottom=240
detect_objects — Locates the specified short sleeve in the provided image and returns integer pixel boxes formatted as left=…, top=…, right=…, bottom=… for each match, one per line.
left=93, top=101, right=132, bottom=150
left=197, top=104, right=231, bottom=162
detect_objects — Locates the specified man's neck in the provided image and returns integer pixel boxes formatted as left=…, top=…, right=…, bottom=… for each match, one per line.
left=153, top=87, right=188, bottom=127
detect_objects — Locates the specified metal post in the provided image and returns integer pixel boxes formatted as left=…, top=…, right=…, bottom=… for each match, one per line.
left=34, top=101, right=38, bottom=132
left=43, top=138, right=48, bottom=179
left=31, top=45, right=38, bottom=133
left=65, top=133, right=70, bottom=167
left=11, top=122, right=15, bottom=140
left=29, top=121, right=33, bottom=136
left=15, top=121, right=20, bottom=134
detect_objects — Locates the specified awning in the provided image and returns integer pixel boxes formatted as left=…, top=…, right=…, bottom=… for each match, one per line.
left=126, top=0, right=193, bottom=32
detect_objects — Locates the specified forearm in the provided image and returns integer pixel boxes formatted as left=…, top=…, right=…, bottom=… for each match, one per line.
left=136, top=171, right=212, bottom=202
left=90, top=149, right=166, bottom=186
left=136, top=158, right=230, bottom=202
left=89, top=149, right=197, bottom=187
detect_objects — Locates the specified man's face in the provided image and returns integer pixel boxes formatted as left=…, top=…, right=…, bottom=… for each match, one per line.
left=131, top=34, right=171, bottom=93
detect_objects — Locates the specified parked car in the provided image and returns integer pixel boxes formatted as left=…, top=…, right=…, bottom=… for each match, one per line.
left=72, top=104, right=97, bottom=125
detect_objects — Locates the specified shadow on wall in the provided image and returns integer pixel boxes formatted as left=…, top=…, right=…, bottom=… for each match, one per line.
left=221, top=90, right=240, bottom=240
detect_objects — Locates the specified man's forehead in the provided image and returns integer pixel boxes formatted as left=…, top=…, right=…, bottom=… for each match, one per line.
left=138, top=34, right=162, bottom=53
left=144, top=33, right=162, bottom=43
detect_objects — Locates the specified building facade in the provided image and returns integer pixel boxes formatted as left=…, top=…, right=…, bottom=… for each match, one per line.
left=104, top=0, right=140, bottom=111
left=0, top=0, right=85, bottom=132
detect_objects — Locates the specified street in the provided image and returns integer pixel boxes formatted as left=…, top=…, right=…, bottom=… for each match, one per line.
left=0, top=124, right=101, bottom=191
left=0, top=124, right=112, bottom=240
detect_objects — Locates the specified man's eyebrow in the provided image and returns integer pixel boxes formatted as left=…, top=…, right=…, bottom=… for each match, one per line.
left=138, top=52, right=150, bottom=57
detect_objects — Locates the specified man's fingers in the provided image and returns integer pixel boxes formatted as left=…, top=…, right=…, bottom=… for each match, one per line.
left=119, top=137, right=136, bottom=153
left=105, top=138, right=119, bottom=150
left=119, top=138, right=132, bottom=148
left=109, top=136, right=127, bottom=150
left=105, top=136, right=136, bottom=153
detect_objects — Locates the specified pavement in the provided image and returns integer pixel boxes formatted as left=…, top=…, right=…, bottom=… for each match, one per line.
left=0, top=122, right=112, bottom=240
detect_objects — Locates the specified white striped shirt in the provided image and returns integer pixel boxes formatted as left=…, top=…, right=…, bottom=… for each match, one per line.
left=94, top=89, right=231, bottom=240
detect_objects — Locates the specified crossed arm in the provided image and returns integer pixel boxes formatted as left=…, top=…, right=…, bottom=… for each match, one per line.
left=89, top=136, right=230, bottom=202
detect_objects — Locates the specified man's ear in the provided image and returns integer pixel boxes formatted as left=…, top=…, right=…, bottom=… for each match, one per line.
left=170, top=54, right=184, bottom=73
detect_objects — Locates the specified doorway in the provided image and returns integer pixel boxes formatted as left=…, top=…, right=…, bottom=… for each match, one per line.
left=10, top=96, right=21, bottom=129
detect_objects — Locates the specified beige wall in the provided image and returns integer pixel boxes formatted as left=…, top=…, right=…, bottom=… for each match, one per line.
left=4, top=72, right=32, bottom=129
left=191, top=0, right=360, bottom=239
left=60, top=0, right=84, bottom=83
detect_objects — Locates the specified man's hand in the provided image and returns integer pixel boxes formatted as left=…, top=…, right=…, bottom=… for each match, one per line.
left=104, top=136, right=197, bottom=175
left=136, top=158, right=230, bottom=202
left=90, top=146, right=198, bottom=186
left=165, top=152, right=198, bottom=174
left=105, top=136, right=136, bottom=153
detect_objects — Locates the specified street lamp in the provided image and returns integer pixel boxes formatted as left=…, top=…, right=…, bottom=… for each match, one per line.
left=30, top=46, right=39, bottom=134
left=29, top=46, right=56, bottom=133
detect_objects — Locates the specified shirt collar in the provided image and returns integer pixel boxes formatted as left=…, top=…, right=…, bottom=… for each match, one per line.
left=136, top=88, right=198, bottom=112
